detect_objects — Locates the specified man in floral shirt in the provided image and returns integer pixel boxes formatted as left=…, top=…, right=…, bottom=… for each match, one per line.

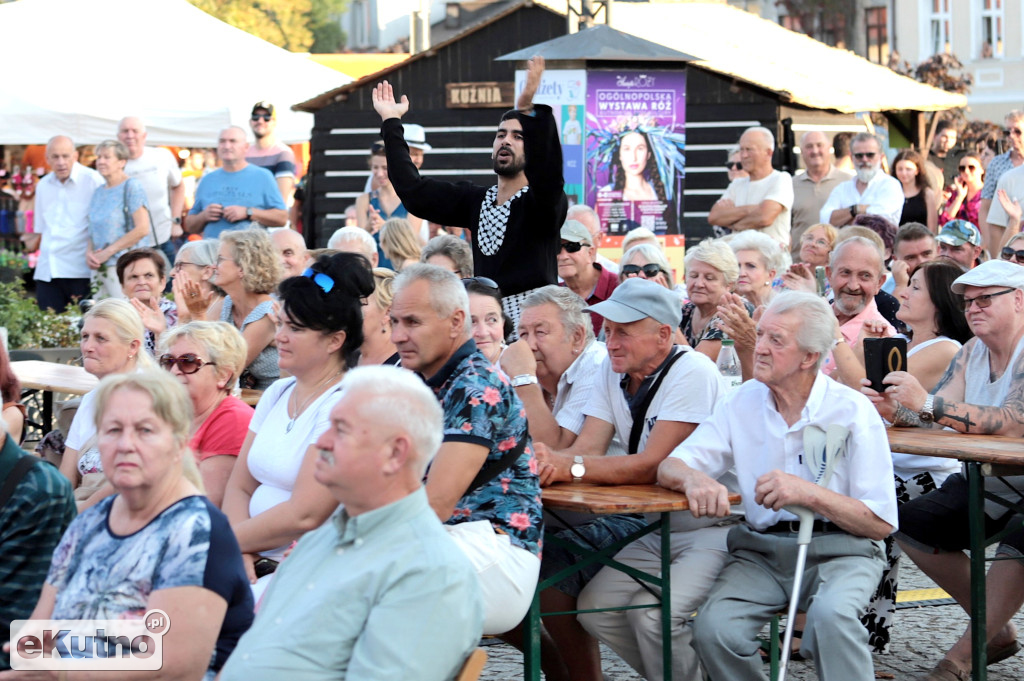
left=390, top=264, right=542, bottom=636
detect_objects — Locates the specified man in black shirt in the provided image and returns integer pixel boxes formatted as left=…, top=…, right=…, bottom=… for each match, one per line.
left=371, top=56, right=568, bottom=329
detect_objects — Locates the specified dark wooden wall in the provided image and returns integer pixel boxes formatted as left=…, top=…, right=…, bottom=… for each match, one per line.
left=306, top=6, right=566, bottom=247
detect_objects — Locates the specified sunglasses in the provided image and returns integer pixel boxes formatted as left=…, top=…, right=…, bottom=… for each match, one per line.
left=958, top=164, right=979, bottom=171
left=1001, top=247, right=1024, bottom=261
left=1006, top=127, right=1023, bottom=137
left=302, top=267, right=335, bottom=294
left=159, top=353, right=217, bottom=374
left=725, top=162, right=742, bottom=170
left=853, top=152, right=877, bottom=160
left=462, top=276, right=499, bottom=290
left=251, top=114, right=273, bottom=122
left=622, top=263, right=665, bottom=278
left=962, top=287, right=1016, bottom=311
left=559, top=241, right=585, bottom=254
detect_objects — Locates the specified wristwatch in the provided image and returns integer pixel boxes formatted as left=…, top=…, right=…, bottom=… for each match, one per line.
left=172, top=216, right=182, bottom=225
left=919, top=394, right=936, bottom=423
left=570, top=456, right=586, bottom=482
left=246, top=207, right=254, bottom=219
left=511, top=374, right=538, bottom=388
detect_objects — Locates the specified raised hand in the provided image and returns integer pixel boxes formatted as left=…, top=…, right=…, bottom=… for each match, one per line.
left=516, top=56, right=546, bottom=110
left=130, top=296, right=168, bottom=336
left=997, top=189, right=1022, bottom=224
left=371, top=80, right=410, bottom=121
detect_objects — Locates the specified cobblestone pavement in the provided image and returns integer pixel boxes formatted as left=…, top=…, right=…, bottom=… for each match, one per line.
left=479, top=555, right=1024, bottom=680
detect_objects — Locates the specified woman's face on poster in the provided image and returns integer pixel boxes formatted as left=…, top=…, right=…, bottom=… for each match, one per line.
left=618, top=132, right=649, bottom=178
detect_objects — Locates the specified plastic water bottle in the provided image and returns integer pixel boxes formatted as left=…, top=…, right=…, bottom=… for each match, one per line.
left=717, top=338, right=742, bottom=393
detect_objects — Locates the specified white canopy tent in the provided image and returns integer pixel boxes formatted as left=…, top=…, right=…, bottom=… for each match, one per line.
left=0, top=0, right=350, bottom=145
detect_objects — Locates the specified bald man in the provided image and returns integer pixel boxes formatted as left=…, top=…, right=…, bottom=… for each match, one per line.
left=791, top=131, right=852, bottom=260
left=185, top=126, right=287, bottom=239
left=29, top=136, right=104, bottom=311
left=117, top=116, right=184, bottom=264
left=271, top=228, right=309, bottom=280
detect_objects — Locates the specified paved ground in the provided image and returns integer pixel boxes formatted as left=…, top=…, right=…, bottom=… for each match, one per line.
left=479, top=553, right=1024, bottom=680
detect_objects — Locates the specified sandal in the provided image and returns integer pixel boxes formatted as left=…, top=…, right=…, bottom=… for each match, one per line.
left=920, top=659, right=969, bottom=681
left=987, top=638, right=1021, bottom=666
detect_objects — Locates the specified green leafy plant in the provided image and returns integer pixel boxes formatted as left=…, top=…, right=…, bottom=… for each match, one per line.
left=0, top=279, right=81, bottom=348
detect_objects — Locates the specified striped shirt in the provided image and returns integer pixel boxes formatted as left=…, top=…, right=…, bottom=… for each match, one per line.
left=0, top=436, right=76, bottom=670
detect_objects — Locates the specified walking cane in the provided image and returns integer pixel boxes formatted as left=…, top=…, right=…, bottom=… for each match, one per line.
left=776, top=424, right=849, bottom=681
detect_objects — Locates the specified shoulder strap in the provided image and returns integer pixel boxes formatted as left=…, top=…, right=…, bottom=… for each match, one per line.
left=628, top=349, right=687, bottom=455
left=466, top=436, right=527, bottom=496
left=0, top=455, right=37, bottom=508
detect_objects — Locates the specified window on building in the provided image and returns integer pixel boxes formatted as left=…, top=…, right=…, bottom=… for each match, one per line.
left=779, top=8, right=846, bottom=50
left=980, top=0, right=1003, bottom=58
left=866, top=7, right=889, bottom=64
left=929, top=0, right=952, bottom=55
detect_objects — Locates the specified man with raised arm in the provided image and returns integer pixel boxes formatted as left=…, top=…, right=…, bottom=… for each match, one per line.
left=659, top=291, right=897, bottom=681
left=372, top=57, right=567, bottom=328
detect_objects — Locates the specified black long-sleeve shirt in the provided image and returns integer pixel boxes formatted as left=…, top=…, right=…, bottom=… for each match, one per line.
left=382, top=105, right=568, bottom=296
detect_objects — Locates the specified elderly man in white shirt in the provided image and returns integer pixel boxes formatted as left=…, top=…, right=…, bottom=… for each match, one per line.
left=820, top=132, right=904, bottom=228
left=28, top=136, right=104, bottom=311
left=658, top=290, right=897, bottom=681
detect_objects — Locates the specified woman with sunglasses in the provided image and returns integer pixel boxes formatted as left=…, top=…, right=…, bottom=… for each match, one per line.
left=464, top=276, right=513, bottom=365
left=159, top=321, right=253, bottom=508
left=172, top=239, right=225, bottom=324
left=940, top=153, right=985, bottom=226
left=1001, top=232, right=1024, bottom=264
left=892, top=149, right=938, bottom=231
left=619, top=243, right=674, bottom=290
left=222, top=252, right=374, bottom=594
left=209, top=229, right=280, bottom=390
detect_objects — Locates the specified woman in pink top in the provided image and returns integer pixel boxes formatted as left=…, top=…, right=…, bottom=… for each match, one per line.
left=159, top=321, right=253, bottom=507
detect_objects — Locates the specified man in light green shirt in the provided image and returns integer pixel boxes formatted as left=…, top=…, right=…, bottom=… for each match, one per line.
left=219, top=366, right=484, bottom=681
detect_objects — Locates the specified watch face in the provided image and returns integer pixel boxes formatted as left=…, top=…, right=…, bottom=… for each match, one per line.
left=570, top=462, right=585, bottom=479
left=919, top=411, right=934, bottom=423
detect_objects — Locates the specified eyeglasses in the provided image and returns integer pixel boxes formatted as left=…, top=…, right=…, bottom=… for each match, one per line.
left=159, top=353, right=217, bottom=374
left=559, top=241, right=585, bottom=254
left=958, top=164, right=979, bottom=172
left=725, top=162, right=742, bottom=170
left=251, top=114, right=273, bottom=122
left=173, top=261, right=201, bottom=272
left=216, top=255, right=235, bottom=265
left=853, top=152, right=877, bottom=160
left=622, top=263, right=666, bottom=278
left=462, top=276, right=499, bottom=290
left=1006, top=127, right=1023, bottom=138
left=1000, top=247, right=1024, bottom=262
left=962, top=287, right=1016, bottom=311
left=801, top=235, right=830, bottom=248
left=302, top=267, right=335, bottom=294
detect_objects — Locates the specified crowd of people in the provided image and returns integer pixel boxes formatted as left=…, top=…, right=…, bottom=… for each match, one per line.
left=1, top=58, right=1024, bottom=681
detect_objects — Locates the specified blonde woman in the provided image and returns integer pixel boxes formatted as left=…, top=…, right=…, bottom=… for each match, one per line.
left=379, top=217, right=422, bottom=271
left=359, top=267, right=400, bottom=366
left=207, top=229, right=281, bottom=390
left=59, top=299, right=154, bottom=508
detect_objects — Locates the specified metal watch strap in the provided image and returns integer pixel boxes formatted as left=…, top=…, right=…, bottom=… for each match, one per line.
left=919, top=394, right=935, bottom=423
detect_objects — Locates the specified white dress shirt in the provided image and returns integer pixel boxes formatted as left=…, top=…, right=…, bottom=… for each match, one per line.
left=819, top=172, right=904, bottom=227
left=33, top=163, right=105, bottom=281
left=670, top=372, right=898, bottom=533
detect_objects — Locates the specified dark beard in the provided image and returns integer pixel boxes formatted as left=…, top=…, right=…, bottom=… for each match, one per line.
left=493, top=156, right=525, bottom=177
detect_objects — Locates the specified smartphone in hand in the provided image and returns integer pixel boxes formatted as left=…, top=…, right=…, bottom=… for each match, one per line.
left=863, top=337, right=908, bottom=393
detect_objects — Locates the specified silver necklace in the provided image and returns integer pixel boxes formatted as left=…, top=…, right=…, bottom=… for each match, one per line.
left=286, top=371, right=342, bottom=433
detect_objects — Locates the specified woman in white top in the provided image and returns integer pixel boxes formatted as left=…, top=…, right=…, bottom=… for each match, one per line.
left=860, top=258, right=973, bottom=652
left=222, top=252, right=376, bottom=593
left=60, top=299, right=153, bottom=508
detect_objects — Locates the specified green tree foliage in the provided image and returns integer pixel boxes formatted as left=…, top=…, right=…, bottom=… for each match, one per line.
left=189, top=0, right=348, bottom=52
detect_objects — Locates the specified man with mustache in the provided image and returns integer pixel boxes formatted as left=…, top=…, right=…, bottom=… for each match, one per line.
left=820, top=132, right=903, bottom=228
left=372, top=56, right=567, bottom=329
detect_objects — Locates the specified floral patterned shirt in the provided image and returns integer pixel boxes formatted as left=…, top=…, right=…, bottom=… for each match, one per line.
left=426, top=340, right=543, bottom=556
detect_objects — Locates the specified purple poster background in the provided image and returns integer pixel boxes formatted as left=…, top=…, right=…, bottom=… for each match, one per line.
left=585, top=71, right=686, bottom=236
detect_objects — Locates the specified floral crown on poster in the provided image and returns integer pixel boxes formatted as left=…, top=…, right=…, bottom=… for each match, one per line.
left=586, top=114, right=687, bottom=200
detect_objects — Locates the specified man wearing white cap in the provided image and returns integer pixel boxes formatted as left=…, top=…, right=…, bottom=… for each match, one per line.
left=864, top=259, right=1024, bottom=681
left=534, top=277, right=730, bottom=681
left=558, top=220, right=619, bottom=337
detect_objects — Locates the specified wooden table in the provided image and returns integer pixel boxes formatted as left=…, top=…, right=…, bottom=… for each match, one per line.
left=888, top=428, right=1024, bottom=681
left=13, top=360, right=97, bottom=432
left=525, top=483, right=740, bottom=681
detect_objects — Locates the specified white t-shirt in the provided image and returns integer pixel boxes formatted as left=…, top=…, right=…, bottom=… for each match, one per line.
left=986, top=165, right=1024, bottom=228
left=66, top=389, right=101, bottom=475
left=724, top=170, right=794, bottom=248
left=246, top=376, right=345, bottom=561
left=124, top=146, right=183, bottom=245
left=552, top=341, right=625, bottom=457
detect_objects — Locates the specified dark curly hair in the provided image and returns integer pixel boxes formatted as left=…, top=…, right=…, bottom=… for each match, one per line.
left=612, top=131, right=667, bottom=201
left=277, top=252, right=375, bottom=369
